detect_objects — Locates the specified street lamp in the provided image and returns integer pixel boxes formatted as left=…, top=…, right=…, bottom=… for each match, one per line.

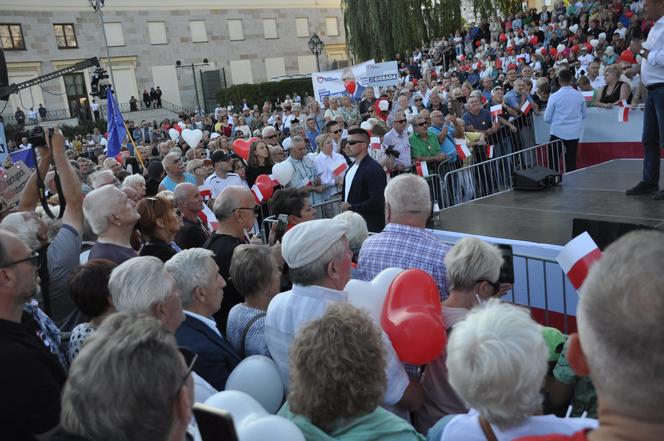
left=308, top=33, right=325, bottom=72
left=90, top=0, right=117, bottom=96
left=176, top=58, right=209, bottom=115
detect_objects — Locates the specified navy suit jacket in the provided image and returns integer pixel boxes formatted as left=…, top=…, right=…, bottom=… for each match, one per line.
left=175, top=314, right=241, bottom=391
left=343, top=154, right=387, bottom=233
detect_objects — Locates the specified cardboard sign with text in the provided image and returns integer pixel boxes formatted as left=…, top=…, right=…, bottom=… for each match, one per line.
left=0, top=161, right=30, bottom=213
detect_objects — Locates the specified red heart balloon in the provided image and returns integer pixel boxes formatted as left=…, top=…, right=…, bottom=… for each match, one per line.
left=381, top=269, right=446, bottom=365
left=530, top=36, right=538, bottom=45
left=344, top=80, right=356, bottom=96
left=231, top=137, right=258, bottom=161
left=549, top=48, right=557, bottom=57
left=252, top=174, right=274, bottom=204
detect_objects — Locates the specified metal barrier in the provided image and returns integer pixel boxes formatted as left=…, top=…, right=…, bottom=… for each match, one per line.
left=441, top=140, right=565, bottom=207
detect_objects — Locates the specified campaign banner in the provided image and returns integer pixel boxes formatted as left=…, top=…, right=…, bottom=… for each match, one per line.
left=0, top=119, right=8, bottom=164
left=367, top=61, right=399, bottom=88
left=311, top=59, right=375, bottom=103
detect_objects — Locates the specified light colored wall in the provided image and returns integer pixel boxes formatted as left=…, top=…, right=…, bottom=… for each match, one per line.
left=1, top=0, right=346, bottom=116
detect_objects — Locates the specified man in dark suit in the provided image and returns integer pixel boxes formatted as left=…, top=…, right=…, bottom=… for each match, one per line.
left=165, top=248, right=241, bottom=391
left=341, top=128, right=387, bottom=232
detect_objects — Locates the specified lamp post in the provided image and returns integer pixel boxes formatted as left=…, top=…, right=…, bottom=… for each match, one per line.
left=308, top=33, right=325, bottom=72
left=176, top=58, right=209, bottom=115
left=90, top=0, right=117, bottom=95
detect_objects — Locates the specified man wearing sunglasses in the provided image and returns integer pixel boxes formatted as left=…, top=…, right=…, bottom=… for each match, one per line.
left=383, top=110, right=413, bottom=171
left=409, top=115, right=446, bottom=163
left=0, top=230, right=66, bottom=441
left=341, top=128, right=387, bottom=233
left=325, top=120, right=342, bottom=153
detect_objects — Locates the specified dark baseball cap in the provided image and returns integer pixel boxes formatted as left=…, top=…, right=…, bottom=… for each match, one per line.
left=211, top=150, right=232, bottom=164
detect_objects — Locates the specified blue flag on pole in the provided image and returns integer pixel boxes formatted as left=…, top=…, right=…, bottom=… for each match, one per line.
left=106, top=87, right=126, bottom=158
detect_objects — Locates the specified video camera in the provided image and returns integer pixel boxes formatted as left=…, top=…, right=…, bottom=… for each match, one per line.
left=27, top=125, right=54, bottom=148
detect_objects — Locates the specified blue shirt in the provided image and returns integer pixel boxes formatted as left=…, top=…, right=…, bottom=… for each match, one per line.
left=429, top=124, right=457, bottom=158
left=544, top=85, right=587, bottom=141
left=159, top=173, right=197, bottom=191
left=463, top=109, right=493, bottom=132
left=305, top=129, right=319, bottom=152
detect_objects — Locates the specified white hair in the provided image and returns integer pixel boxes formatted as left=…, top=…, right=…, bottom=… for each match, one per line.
left=164, top=248, right=216, bottom=308
left=578, top=230, right=664, bottom=418
left=82, top=185, right=123, bottom=235
left=447, top=299, right=548, bottom=428
left=90, top=169, right=116, bottom=189
left=261, top=126, right=276, bottom=138
left=173, top=182, right=197, bottom=207
left=122, top=173, right=145, bottom=189
left=333, top=212, right=368, bottom=254
left=0, top=212, right=43, bottom=251
left=384, top=174, right=431, bottom=215
left=444, top=237, right=503, bottom=291
left=161, top=152, right=181, bottom=169
left=109, top=256, right=176, bottom=314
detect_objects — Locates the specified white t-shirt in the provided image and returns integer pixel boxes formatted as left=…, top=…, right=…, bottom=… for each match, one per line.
left=90, top=102, right=99, bottom=111
left=440, top=410, right=598, bottom=441
left=204, top=172, right=243, bottom=199
left=344, top=161, right=359, bottom=201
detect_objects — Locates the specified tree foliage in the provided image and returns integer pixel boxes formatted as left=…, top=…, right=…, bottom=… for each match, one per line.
left=341, top=0, right=462, bottom=62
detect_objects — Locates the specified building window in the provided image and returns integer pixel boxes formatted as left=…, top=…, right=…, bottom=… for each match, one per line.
left=189, top=20, right=208, bottom=43
left=265, top=57, right=286, bottom=80
left=148, top=21, right=168, bottom=45
left=54, top=24, right=78, bottom=49
left=227, top=19, right=244, bottom=41
left=295, top=17, right=309, bottom=38
left=0, top=24, right=26, bottom=50
left=325, top=17, right=339, bottom=37
left=263, top=18, right=278, bottom=39
left=104, top=23, right=125, bottom=47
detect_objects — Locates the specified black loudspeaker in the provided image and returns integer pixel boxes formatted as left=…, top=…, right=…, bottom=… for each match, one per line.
left=0, top=47, right=8, bottom=101
left=513, top=166, right=562, bottom=191
left=572, top=218, right=660, bottom=250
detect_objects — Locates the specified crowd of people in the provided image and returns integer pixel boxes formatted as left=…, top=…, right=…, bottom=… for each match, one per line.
left=1, top=0, right=663, bottom=440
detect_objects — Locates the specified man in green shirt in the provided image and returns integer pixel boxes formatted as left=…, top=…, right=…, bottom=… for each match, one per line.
left=409, top=115, right=446, bottom=163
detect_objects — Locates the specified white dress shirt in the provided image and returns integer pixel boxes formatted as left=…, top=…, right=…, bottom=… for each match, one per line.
left=264, top=284, right=409, bottom=405
left=383, top=128, right=412, bottom=167
left=314, top=151, right=346, bottom=186
left=641, top=16, right=664, bottom=86
left=544, top=86, right=586, bottom=141
left=184, top=310, right=221, bottom=337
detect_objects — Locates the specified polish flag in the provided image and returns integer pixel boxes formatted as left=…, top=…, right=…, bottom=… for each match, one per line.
left=490, top=104, right=503, bottom=122
left=455, top=139, right=472, bottom=161
left=333, top=161, right=349, bottom=177
left=582, top=91, right=594, bottom=102
left=198, top=204, right=219, bottom=231
left=616, top=99, right=629, bottom=107
left=415, top=161, right=429, bottom=177
left=251, top=184, right=264, bottom=203
left=557, top=232, right=603, bottom=290
left=199, top=187, right=212, bottom=202
left=520, top=100, right=533, bottom=115
left=618, top=106, right=629, bottom=122
left=486, top=144, right=495, bottom=159
left=370, top=136, right=382, bottom=150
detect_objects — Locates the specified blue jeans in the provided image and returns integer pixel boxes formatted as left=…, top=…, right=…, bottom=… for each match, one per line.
left=642, top=87, right=664, bottom=184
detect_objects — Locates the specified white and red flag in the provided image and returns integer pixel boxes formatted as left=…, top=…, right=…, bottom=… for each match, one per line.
left=520, top=100, right=533, bottom=115
left=251, top=184, right=264, bottom=203
left=617, top=99, right=629, bottom=107
left=557, top=232, right=603, bottom=290
left=455, top=139, right=472, bottom=161
left=370, top=136, right=382, bottom=150
left=490, top=104, right=503, bottom=122
left=415, top=161, right=429, bottom=177
left=486, top=144, right=495, bottom=159
left=333, top=161, right=348, bottom=177
left=582, top=91, right=594, bottom=102
left=618, top=106, right=630, bottom=122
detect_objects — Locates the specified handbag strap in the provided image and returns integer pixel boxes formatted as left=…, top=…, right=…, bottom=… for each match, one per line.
left=240, top=312, right=265, bottom=358
left=478, top=416, right=498, bottom=441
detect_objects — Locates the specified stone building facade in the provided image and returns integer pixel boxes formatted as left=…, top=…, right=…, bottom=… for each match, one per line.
left=1, top=0, right=347, bottom=118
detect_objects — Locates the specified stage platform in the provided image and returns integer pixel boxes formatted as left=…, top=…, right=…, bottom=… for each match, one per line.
left=437, top=159, right=664, bottom=246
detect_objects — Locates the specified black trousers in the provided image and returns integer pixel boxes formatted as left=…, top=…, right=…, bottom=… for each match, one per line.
left=550, top=135, right=578, bottom=172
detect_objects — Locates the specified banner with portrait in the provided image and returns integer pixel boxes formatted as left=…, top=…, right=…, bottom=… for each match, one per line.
left=311, top=59, right=375, bottom=103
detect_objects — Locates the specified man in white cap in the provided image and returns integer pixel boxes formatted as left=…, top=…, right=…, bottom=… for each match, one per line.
left=265, top=219, right=423, bottom=414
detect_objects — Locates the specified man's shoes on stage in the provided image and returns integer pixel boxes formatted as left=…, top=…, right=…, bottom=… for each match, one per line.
left=625, top=181, right=659, bottom=196
left=653, top=190, right=664, bottom=200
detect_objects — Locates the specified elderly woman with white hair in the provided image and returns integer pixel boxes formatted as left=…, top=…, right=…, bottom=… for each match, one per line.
left=333, top=211, right=368, bottom=267
left=415, top=237, right=504, bottom=434
left=122, top=173, right=146, bottom=199
left=437, top=300, right=597, bottom=440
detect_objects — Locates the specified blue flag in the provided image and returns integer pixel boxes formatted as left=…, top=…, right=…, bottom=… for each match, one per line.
left=106, top=87, right=126, bottom=158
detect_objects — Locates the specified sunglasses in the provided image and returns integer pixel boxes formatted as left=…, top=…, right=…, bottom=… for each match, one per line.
left=347, top=139, right=367, bottom=146
left=265, top=135, right=277, bottom=139
left=395, top=119, right=407, bottom=124
left=175, top=347, right=198, bottom=394
left=233, top=206, right=260, bottom=215
left=0, top=252, right=40, bottom=270
left=478, top=279, right=501, bottom=294
left=416, top=122, right=429, bottom=127
left=332, top=129, right=342, bottom=134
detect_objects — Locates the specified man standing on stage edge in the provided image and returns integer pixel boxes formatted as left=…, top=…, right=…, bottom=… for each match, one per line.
left=626, top=0, right=664, bottom=200
left=543, top=69, right=586, bottom=172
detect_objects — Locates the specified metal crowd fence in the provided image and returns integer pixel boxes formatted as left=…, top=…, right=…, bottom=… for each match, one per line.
left=440, top=140, right=565, bottom=207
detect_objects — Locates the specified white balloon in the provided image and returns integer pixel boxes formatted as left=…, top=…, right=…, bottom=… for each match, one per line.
left=271, top=161, right=294, bottom=186
left=557, top=44, right=566, bottom=53
left=205, top=390, right=267, bottom=428
left=345, top=267, right=404, bottom=324
left=225, top=356, right=284, bottom=414
left=168, top=128, right=180, bottom=141
left=182, top=128, right=203, bottom=148
left=590, top=39, right=599, bottom=48
left=239, top=415, right=305, bottom=441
